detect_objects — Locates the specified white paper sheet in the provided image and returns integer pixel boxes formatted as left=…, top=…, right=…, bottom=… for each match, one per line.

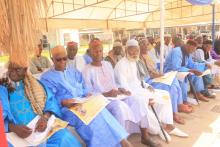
left=7, top=115, right=56, bottom=146
left=152, top=71, right=177, bottom=86
left=199, top=69, right=211, bottom=77
left=177, top=72, right=190, bottom=82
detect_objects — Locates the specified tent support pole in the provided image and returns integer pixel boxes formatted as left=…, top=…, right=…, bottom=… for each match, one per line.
left=160, top=0, right=165, bottom=74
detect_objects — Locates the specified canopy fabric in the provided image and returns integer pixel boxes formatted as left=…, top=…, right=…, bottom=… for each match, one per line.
left=43, top=0, right=220, bottom=29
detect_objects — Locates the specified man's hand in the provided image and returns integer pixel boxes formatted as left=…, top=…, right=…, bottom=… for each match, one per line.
left=35, top=117, right=48, bottom=132
left=61, top=99, right=77, bottom=108
left=149, top=98, right=155, bottom=106
left=147, top=86, right=155, bottom=92
left=215, top=60, right=220, bottom=66
left=9, top=124, right=32, bottom=138
left=118, top=88, right=131, bottom=96
left=189, top=69, right=203, bottom=76
left=205, top=63, right=212, bottom=69
left=103, top=89, right=119, bottom=97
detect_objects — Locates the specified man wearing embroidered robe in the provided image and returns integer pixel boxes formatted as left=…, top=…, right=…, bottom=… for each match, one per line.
left=41, top=45, right=132, bottom=147
left=0, top=62, right=81, bottom=147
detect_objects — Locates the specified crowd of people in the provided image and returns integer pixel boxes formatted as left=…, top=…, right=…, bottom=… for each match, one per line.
left=1, top=34, right=220, bottom=147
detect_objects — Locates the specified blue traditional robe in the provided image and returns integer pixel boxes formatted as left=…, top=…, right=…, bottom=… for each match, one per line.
left=40, top=66, right=128, bottom=147
left=137, top=58, right=183, bottom=113
left=0, top=83, right=81, bottom=147
left=164, top=47, right=206, bottom=101
left=83, top=53, right=93, bottom=64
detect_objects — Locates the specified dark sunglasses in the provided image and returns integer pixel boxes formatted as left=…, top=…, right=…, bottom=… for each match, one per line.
left=54, top=57, right=68, bottom=62
left=8, top=67, right=24, bottom=73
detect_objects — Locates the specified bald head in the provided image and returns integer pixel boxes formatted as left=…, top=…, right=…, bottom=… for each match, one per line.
left=51, top=45, right=67, bottom=71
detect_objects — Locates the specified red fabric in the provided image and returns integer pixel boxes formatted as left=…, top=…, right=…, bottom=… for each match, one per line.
left=0, top=104, right=7, bottom=147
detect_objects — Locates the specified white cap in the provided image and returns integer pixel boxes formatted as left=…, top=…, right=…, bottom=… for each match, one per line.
left=126, top=39, right=139, bottom=47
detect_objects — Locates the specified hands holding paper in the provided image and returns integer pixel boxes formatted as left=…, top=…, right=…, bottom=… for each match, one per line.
left=103, top=88, right=131, bottom=97
left=62, top=99, right=80, bottom=108
left=189, top=69, right=203, bottom=76
left=35, top=112, right=51, bottom=132
left=9, top=124, right=32, bottom=138
left=205, top=63, right=212, bottom=69
left=118, top=88, right=131, bottom=96
left=103, top=89, right=119, bottom=97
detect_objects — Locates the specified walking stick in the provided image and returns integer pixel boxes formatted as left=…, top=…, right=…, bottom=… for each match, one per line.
left=150, top=105, right=169, bottom=143
left=187, top=76, right=200, bottom=105
left=141, top=81, right=169, bottom=143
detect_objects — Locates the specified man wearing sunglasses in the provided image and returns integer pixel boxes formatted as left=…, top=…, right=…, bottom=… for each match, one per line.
left=41, top=45, right=133, bottom=147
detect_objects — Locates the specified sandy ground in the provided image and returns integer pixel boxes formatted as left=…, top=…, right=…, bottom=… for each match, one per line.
left=129, top=90, right=220, bottom=147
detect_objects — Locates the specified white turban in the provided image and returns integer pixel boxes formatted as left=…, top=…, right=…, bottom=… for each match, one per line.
left=126, top=39, right=139, bottom=47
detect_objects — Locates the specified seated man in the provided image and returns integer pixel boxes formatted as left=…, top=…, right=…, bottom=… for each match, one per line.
left=0, top=62, right=81, bottom=147
left=83, top=39, right=161, bottom=147
left=40, top=46, right=132, bottom=147
left=164, top=40, right=211, bottom=102
left=66, top=41, right=86, bottom=72
left=192, top=40, right=220, bottom=90
left=30, top=44, right=51, bottom=74
left=138, top=38, right=192, bottom=125
left=83, top=38, right=101, bottom=65
left=105, top=41, right=124, bottom=68
left=114, top=39, right=188, bottom=140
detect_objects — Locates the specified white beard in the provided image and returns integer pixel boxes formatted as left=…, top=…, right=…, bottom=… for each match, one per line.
left=127, top=55, right=139, bottom=62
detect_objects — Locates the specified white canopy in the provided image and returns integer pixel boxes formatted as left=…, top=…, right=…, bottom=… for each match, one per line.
left=43, top=0, right=220, bottom=29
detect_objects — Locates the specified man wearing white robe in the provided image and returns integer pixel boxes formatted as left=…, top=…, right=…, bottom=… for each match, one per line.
left=114, top=39, right=188, bottom=140
left=66, top=41, right=86, bottom=72
left=82, top=39, right=162, bottom=147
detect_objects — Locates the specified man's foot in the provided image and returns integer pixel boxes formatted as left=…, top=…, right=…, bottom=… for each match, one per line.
left=178, top=104, right=193, bottom=114
left=120, top=139, right=133, bottom=147
left=173, top=113, right=185, bottom=125
left=197, top=93, right=209, bottom=102
left=208, top=85, right=220, bottom=89
left=141, top=136, right=162, bottom=147
left=201, top=90, right=216, bottom=99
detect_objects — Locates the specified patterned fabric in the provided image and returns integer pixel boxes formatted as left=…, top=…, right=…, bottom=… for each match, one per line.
left=23, top=74, right=46, bottom=115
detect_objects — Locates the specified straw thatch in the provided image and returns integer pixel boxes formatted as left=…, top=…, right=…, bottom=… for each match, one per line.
left=0, top=0, right=47, bottom=67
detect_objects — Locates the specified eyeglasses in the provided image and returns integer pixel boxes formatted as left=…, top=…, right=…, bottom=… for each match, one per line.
left=55, top=57, right=68, bottom=62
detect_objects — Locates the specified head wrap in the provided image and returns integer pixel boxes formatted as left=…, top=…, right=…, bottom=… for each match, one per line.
left=89, top=39, right=102, bottom=49
left=67, top=41, right=78, bottom=48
